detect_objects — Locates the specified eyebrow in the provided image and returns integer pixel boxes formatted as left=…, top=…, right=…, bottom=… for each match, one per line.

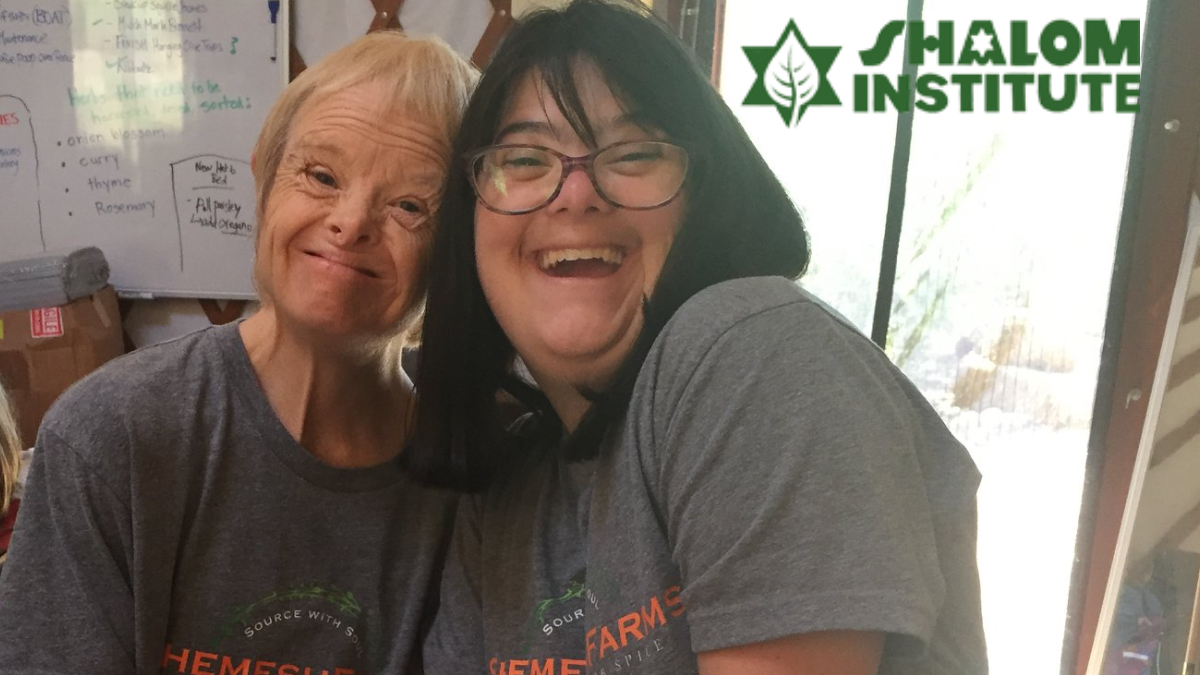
left=289, top=141, right=442, bottom=191
left=408, top=172, right=443, bottom=193
left=494, top=112, right=653, bottom=144
left=495, top=120, right=557, bottom=142
left=289, top=141, right=345, bottom=158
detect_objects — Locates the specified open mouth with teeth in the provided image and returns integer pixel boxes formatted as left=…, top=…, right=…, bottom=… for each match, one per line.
left=538, top=247, right=626, bottom=278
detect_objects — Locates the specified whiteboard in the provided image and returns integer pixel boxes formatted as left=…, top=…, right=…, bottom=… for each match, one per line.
left=0, top=0, right=288, bottom=299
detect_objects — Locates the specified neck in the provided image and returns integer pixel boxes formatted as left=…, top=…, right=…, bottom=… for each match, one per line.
left=535, top=373, right=594, bottom=435
left=239, top=309, right=411, bottom=468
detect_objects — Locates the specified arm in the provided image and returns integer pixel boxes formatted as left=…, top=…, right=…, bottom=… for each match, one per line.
left=649, top=296, right=975, bottom=668
left=698, top=631, right=884, bottom=675
left=0, top=427, right=138, bottom=673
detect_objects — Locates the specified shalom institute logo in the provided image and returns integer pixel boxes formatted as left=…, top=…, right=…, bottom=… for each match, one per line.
left=742, top=20, right=840, bottom=128
left=742, top=18, right=1141, bottom=127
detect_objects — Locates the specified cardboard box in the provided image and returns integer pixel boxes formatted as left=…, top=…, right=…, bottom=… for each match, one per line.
left=0, top=286, right=124, bottom=448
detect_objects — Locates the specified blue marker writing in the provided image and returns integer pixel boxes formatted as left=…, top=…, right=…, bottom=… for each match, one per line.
left=268, top=1, right=280, bottom=62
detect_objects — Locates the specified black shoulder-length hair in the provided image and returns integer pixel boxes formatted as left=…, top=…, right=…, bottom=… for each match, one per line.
left=405, top=0, right=809, bottom=490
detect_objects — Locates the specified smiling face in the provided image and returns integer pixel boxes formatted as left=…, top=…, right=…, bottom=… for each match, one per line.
left=474, top=62, right=686, bottom=413
left=255, top=82, right=449, bottom=345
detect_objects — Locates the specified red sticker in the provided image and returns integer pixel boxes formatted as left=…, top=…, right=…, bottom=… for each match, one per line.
left=30, top=307, right=63, bottom=338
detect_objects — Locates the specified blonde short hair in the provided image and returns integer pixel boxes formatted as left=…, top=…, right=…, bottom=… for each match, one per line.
left=253, top=31, right=477, bottom=221
left=0, top=381, right=21, bottom=515
left=251, top=31, right=478, bottom=359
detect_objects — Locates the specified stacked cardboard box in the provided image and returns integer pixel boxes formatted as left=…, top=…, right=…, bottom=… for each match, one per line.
left=0, top=287, right=124, bottom=448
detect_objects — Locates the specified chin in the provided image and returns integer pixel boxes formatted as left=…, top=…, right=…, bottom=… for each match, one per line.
left=285, top=280, right=406, bottom=334
left=535, top=324, right=638, bottom=379
left=281, top=300, right=384, bottom=342
left=548, top=301, right=635, bottom=341
left=540, top=333, right=617, bottom=361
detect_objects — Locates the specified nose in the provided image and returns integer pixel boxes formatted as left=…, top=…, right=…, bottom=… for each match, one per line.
left=327, top=193, right=380, bottom=246
left=549, top=162, right=611, bottom=215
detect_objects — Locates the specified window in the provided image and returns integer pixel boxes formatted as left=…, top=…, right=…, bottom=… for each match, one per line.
left=720, top=1, right=1146, bottom=671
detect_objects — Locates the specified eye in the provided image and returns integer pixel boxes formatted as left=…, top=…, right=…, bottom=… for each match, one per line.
left=484, top=147, right=555, bottom=184
left=599, top=142, right=682, bottom=179
left=613, top=144, right=664, bottom=163
left=615, top=152, right=659, bottom=165
left=305, top=166, right=337, bottom=188
left=389, top=198, right=429, bottom=230
left=503, top=153, right=549, bottom=168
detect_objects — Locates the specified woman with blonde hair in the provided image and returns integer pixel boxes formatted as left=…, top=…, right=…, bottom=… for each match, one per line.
left=0, top=381, right=24, bottom=566
left=0, top=31, right=476, bottom=674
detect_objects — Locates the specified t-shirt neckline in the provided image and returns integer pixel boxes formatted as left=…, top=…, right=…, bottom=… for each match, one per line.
left=211, top=321, right=408, bottom=493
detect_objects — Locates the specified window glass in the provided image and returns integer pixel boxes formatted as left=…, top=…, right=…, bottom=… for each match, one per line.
left=720, top=1, right=1146, bottom=671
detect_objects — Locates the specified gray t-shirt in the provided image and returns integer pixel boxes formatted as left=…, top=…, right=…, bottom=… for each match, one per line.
left=0, top=322, right=455, bottom=674
left=425, top=276, right=987, bottom=675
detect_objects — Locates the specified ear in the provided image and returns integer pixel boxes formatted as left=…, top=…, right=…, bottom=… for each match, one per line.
left=250, top=151, right=258, bottom=177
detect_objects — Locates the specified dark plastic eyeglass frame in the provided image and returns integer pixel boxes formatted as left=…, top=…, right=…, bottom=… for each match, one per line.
left=465, top=140, right=691, bottom=216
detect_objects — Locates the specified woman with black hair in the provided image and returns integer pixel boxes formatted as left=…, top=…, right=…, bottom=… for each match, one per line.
left=411, top=1, right=988, bottom=673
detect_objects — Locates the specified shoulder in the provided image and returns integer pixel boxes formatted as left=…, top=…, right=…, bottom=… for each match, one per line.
left=663, top=276, right=866, bottom=346
left=662, top=275, right=808, bottom=336
left=649, top=276, right=882, bottom=387
left=639, top=275, right=980, bottom=497
left=45, top=325, right=228, bottom=434
left=38, top=324, right=236, bottom=478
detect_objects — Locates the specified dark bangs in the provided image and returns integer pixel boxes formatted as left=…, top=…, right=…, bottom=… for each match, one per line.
left=485, top=7, right=703, bottom=148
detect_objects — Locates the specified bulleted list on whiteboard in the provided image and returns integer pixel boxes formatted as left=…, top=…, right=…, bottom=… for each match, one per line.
left=0, top=0, right=279, bottom=298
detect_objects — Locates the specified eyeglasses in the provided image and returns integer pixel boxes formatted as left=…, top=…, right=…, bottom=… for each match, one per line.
left=467, top=141, right=690, bottom=215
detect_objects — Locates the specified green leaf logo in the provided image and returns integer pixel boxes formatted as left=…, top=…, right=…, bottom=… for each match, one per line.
left=744, top=21, right=841, bottom=128
left=766, top=28, right=821, bottom=127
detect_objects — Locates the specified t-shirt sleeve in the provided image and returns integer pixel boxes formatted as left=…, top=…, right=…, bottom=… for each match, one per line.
left=650, top=300, right=970, bottom=654
left=423, top=494, right=487, bottom=674
left=0, top=426, right=138, bottom=671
